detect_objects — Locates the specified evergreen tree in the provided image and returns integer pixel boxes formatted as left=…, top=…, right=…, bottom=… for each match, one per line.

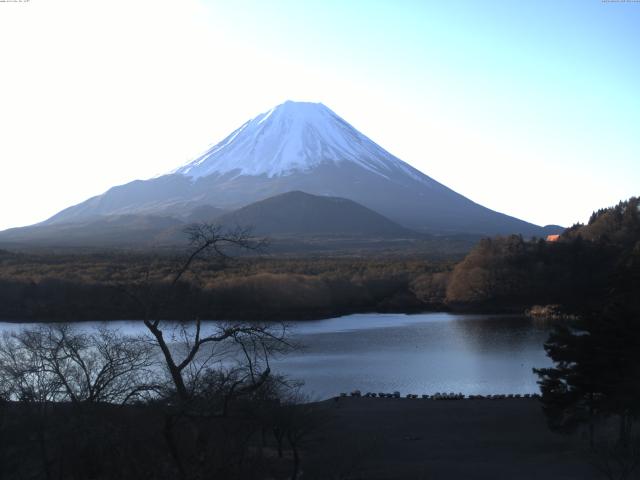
left=534, top=237, right=640, bottom=446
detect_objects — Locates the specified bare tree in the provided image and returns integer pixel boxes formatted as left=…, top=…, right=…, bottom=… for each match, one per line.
left=0, top=325, right=158, bottom=404
left=0, top=225, right=302, bottom=480
left=107, top=223, right=301, bottom=479
left=0, top=330, right=63, bottom=403
left=0, top=325, right=160, bottom=480
left=122, top=223, right=289, bottom=405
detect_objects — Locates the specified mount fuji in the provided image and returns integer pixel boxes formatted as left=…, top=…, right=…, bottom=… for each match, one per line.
left=2, top=100, right=560, bottom=246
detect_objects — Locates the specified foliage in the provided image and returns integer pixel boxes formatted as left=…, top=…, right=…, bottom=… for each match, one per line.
left=445, top=197, right=639, bottom=311
left=533, top=201, right=640, bottom=455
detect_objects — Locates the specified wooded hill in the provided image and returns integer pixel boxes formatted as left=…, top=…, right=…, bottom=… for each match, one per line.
left=428, top=197, right=640, bottom=312
left=0, top=253, right=452, bottom=321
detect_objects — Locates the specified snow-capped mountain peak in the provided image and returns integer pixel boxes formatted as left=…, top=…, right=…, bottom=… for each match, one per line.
left=173, top=100, right=421, bottom=181
left=30, top=100, right=550, bottom=238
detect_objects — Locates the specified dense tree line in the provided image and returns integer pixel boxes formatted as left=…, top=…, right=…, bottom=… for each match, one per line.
left=531, top=198, right=640, bottom=478
left=0, top=252, right=453, bottom=321
left=441, top=234, right=614, bottom=311
left=438, top=197, right=640, bottom=313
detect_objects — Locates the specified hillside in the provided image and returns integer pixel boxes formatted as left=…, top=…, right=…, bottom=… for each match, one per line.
left=216, top=191, right=415, bottom=237
left=0, top=192, right=440, bottom=252
left=412, top=197, right=640, bottom=312
left=0, top=215, right=184, bottom=248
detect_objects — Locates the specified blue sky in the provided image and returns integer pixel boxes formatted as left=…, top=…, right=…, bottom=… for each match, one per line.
left=0, top=0, right=638, bottom=230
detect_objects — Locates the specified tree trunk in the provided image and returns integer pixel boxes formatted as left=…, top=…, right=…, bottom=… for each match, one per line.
left=145, top=321, right=189, bottom=401
left=288, top=434, right=299, bottom=480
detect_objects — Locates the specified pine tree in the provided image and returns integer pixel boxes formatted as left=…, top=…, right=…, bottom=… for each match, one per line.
left=534, top=240, right=640, bottom=446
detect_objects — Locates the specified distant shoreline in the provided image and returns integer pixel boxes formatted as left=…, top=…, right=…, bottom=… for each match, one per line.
left=0, top=305, right=535, bottom=324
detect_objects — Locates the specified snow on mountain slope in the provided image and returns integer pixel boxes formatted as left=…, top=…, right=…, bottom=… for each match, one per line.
left=173, top=101, right=434, bottom=186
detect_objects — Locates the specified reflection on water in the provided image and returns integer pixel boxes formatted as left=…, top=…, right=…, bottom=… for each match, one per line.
left=0, top=313, right=553, bottom=400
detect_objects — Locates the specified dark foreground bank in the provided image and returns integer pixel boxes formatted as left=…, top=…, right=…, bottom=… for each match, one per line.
left=1, top=397, right=602, bottom=480
left=304, top=397, right=597, bottom=479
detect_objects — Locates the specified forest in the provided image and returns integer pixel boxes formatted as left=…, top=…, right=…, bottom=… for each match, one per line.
left=0, top=251, right=454, bottom=322
left=444, top=197, right=640, bottom=314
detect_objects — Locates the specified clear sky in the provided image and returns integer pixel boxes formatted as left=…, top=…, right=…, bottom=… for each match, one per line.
left=0, top=0, right=638, bottom=231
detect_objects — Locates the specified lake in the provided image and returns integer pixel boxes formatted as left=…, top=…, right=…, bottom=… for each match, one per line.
left=0, top=313, right=553, bottom=400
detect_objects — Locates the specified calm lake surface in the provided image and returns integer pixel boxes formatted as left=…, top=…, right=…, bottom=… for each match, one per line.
left=0, top=313, right=553, bottom=400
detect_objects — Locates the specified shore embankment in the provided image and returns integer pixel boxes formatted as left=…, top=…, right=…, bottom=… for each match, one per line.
left=304, top=396, right=596, bottom=479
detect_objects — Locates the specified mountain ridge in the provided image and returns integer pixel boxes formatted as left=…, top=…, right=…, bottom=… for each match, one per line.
left=9, top=100, right=561, bottom=238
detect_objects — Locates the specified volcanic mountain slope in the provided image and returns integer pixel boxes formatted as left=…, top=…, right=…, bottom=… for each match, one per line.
left=215, top=191, right=414, bottom=237
left=0, top=193, right=417, bottom=248
left=0, top=214, right=185, bottom=248
left=10, top=100, right=560, bottom=239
